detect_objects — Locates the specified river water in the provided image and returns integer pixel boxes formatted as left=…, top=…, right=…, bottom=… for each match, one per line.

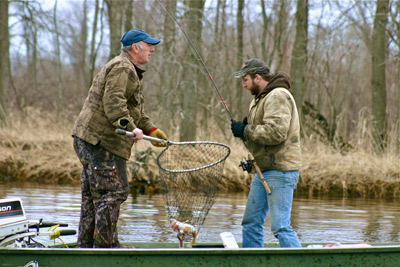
left=1, top=182, right=399, bottom=246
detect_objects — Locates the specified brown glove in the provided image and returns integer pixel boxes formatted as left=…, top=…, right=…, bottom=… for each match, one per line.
left=148, top=128, right=168, bottom=147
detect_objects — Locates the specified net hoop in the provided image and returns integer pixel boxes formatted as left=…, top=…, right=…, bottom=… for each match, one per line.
left=157, top=141, right=231, bottom=173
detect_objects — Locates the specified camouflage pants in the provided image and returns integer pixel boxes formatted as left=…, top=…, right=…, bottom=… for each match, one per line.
left=73, top=137, right=129, bottom=248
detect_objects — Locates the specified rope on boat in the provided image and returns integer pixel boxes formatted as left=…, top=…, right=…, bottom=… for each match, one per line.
left=48, top=224, right=69, bottom=248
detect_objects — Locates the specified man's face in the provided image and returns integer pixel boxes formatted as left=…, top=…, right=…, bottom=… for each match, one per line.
left=242, top=75, right=260, bottom=96
left=134, top=41, right=155, bottom=65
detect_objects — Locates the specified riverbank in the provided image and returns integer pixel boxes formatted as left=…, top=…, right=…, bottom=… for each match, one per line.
left=0, top=109, right=399, bottom=198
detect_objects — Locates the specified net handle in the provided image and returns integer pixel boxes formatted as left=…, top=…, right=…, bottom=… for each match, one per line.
left=116, top=129, right=173, bottom=144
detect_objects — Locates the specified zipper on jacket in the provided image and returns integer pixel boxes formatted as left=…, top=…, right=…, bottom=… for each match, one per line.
left=270, top=154, right=275, bottom=167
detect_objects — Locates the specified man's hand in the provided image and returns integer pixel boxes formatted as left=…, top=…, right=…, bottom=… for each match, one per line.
left=132, top=128, right=143, bottom=142
left=231, top=119, right=246, bottom=138
left=148, top=128, right=168, bottom=147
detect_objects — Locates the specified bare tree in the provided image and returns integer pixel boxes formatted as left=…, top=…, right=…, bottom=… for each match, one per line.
left=65, top=1, right=89, bottom=96
left=179, top=0, right=205, bottom=141
left=303, top=2, right=368, bottom=144
left=235, top=0, right=245, bottom=118
left=88, top=0, right=104, bottom=87
left=105, top=0, right=124, bottom=60
left=371, top=0, right=389, bottom=148
left=205, top=0, right=232, bottom=136
left=80, top=1, right=88, bottom=87
left=0, top=0, right=10, bottom=125
left=53, top=0, right=64, bottom=115
left=397, top=0, right=400, bottom=147
left=124, top=0, right=133, bottom=32
left=271, top=0, right=291, bottom=70
left=290, top=0, right=308, bottom=110
left=260, top=0, right=271, bottom=60
left=160, top=0, right=178, bottom=132
left=21, top=1, right=40, bottom=107
left=388, top=0, right=400, bottom=148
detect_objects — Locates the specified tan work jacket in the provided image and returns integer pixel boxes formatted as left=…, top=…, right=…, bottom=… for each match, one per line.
left=244, top=86, right=302, bottom=172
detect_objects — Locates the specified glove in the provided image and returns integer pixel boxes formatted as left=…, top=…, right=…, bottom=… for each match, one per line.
left=242, top=117, right=248, bottom=125
left=231, top=119, right=246, bottom=138
left=148, top=128, right=168, bottom=147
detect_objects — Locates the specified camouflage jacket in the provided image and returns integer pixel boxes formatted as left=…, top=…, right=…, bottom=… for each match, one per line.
left=72, top=52, right=155, bottom=160
left=243, top=72, right=302, bottom=172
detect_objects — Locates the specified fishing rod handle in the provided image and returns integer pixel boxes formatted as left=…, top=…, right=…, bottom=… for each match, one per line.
left=254, top=162, right=272, bottom=195
left=115, top=129, right=167, bottom=143
left=248, top=152, right=272, bottom=194
left=37, top=229, right=77, bottom=236
left=28, top=220, right=68, bottom=228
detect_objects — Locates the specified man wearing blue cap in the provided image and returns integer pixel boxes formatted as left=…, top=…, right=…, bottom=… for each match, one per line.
left=72, top=29, right=167, bottom=248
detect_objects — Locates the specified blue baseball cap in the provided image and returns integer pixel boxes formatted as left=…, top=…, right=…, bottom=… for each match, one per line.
left=120, top=29, right=161, bottom=46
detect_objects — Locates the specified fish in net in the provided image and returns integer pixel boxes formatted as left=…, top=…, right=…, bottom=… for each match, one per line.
left=157, top=141, right=231, bottom=247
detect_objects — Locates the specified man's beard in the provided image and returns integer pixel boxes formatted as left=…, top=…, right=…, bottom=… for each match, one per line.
left=249, top=81, right=261, bottom=96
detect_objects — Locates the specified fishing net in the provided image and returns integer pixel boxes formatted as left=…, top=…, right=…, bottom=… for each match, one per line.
left=157, top=141, right=231, bottom=242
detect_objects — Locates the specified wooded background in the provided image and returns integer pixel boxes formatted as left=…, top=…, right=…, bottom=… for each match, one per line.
left=0, top=0, right=399, bottom=153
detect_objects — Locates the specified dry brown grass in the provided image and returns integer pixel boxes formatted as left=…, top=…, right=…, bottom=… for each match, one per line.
left=300, top=138, right=400, bottom=198
left=0, top=108, right=80, bottom=184
left=0, top=109, right=399, bottom=198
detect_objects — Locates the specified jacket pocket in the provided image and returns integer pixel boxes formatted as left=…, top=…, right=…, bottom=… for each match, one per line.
left=254, top=153, right=272, bottom=172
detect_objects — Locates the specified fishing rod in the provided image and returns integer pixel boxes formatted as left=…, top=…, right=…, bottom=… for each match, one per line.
left=158, top=0, right=232, bottom=120
left=158, top=0, right=271, bottom=194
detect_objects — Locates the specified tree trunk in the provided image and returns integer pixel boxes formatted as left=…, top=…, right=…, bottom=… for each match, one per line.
left=371, top=0, right=389, bottom=148
left=160, top=0, right=177, bottom=132
left=79, top=0, right=88, bottom=88
left=53, top=0, right=64, bottom=115
left=397, top=0, right=400, bottom=151
left=124, top=0, right=133, bottom=33
left=290, top=0, right=308, bottom=111
left=214, top=0, right=221, bottom=39
left=70, top=0, right=88, bottom=96
left=179, top=0, right=205, bottom=141
left=89, top=0, right=100, bottom=87
left=235, top=0, right=245, bottom=118
left=22, top=2, right=38, bottom=108
left=32, top=22, right=38, bottom=108
left=272, top=0, right=290, bottom=70
left=0, top=0, right=10, bottom=126
left=106, top=0, right=124, bottom=60
left=260, top=0, right=270, bottom=60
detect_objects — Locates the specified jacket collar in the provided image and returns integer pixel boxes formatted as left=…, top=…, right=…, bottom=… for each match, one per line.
left=121, top=52, right=146, bottom=79
left=255, top=72, right=291, bottom=100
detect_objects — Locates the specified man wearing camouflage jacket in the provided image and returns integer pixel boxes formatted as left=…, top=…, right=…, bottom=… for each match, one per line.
left=72, top=29, right=167, bottom=248
left=231, top=58, right=302, bottom=248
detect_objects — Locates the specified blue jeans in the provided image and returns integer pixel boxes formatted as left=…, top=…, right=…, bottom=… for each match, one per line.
left=242, top=170, right=301, bottom=248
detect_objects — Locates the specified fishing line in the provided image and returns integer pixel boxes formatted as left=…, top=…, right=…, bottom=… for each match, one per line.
left=158, top=0, right=233, bottom=120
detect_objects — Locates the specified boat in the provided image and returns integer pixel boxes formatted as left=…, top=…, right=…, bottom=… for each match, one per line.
left=1, top=242, right=399, bottom=267
left=1, top=199, right=399, bottom=266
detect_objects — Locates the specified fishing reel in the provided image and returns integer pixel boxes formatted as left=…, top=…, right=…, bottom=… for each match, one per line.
left=239, top=157, right=253, bottom=173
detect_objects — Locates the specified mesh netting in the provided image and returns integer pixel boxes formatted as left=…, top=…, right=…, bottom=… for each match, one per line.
left=157, top=141, right=231, bottom=236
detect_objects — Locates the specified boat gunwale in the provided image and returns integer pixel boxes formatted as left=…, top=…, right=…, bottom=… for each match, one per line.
left=1, top=244, right=399, bottom=256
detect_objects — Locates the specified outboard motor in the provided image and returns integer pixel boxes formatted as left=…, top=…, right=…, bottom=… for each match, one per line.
left=0, top=198, right=29, bottom=241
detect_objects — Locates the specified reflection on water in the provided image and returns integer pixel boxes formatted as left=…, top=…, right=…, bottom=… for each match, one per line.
left=1, top=182, right=399, bottom=245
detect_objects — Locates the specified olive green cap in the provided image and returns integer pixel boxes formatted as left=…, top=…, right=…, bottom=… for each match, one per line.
left=232, top=58, right=270, bottom=78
